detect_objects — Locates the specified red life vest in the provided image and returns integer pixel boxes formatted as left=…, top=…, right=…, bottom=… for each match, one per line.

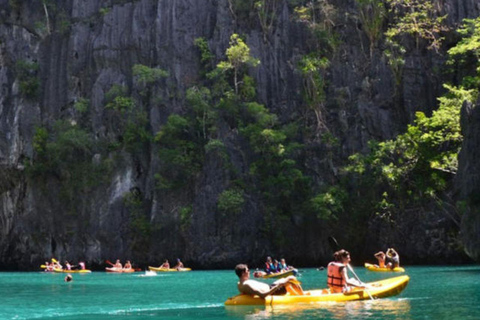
left=327, top=262, right=346, bottom=293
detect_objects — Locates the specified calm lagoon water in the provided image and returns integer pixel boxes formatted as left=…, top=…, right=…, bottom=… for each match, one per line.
left=0, top=265, right=479, bottom=319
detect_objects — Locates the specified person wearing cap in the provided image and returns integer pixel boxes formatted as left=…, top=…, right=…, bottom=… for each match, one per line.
left=173, top=258, right=184, bottom=270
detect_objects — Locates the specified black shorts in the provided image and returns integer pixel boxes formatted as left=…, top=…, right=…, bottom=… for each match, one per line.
left=270, top=284, right=287, bottom=295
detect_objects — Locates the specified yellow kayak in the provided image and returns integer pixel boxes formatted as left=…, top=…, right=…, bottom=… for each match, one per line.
left=148, top=266, right=192, bottom=272
left=255, top=269, right=297, bottom=279
left=365, top=263, right=405, bottom=272
left=52, top=268, right=92, bottom=273
left=225, top=275, right=409, bottom=305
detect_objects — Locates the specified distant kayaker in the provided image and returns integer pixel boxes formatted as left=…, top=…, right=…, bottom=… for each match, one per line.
left=235, top=264, right=304, bottom=298
left=264, top=256, right=275, bottom=274
left=124, top=260, right=132, bottom=270
left=327, top=249, right=365, bottom=293
left=114, top=259, right=123, bottom=269
left=78, top=262, right=86, bottom=270
left=44, top=262, right=54, bottom=272
left=173, top=258, right=184, bottom=270
left=64, top=275, right=73, bottom=282
left=272, top=259, right=278, bottom=272
left=374, top=251, right=386, bottom=268
left=160, top=259, right=170, bottom=269
left=279, top=258, right=288, bottom=271
left=53, top=260, right=63, bottom=270
left=386, top=248, right=400, bottom=269
left=65, top=261, right=72, bottom=270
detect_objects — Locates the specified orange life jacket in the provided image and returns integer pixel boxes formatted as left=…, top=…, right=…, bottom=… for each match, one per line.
left=327, top=262, right=346, bottom=293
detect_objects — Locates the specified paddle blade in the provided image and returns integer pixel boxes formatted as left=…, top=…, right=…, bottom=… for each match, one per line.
left=40, top=265, right=46, bottom=269
left=51, top=258, right=58, bottom=263
left=328, top=236, right=340, bottom=252
left=106, top=260, right=114, bottom=266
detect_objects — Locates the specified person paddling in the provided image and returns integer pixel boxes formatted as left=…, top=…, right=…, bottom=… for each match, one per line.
left=374, top=251, right=386, bottom=268
left=327, top=249, right=366, bottom=293
left=386, top=248, right=400, bottom=269
left=173, top=258, right=184, bottom=270
left=159, top=259, right=170, bottom=269
left=124, top=260, right=132, bottom=270
left=264, top=256, right=275, bottom=274
left=114, top=259, right=123, bottom=269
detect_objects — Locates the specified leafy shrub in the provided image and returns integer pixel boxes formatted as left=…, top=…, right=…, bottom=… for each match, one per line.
left=217, top=188, right=245, bottom=216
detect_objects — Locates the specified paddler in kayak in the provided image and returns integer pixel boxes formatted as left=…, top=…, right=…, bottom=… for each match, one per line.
left=114, top=259, right=123, bottom=269
left=264, top=256, right=275, bottom=274
left=44, top=262, right=54, bottom=272
left=53, top=259, right=63, bottom=270
left=374, top=251, right=386, bottom=268
left=386, top=248, right=400, bottom=269
left=124, top=260, right=132, bottom=270
left=327, top=249, right=366, bottom=293
left=65, top=261, right=73, bottom=270
left=235, top=264, right=304, bottom=298
left=279, top=258, right=298, bottom=276
left=173, top=258, right=184, bottom=270
left=159, top=259, right=170, bottom=269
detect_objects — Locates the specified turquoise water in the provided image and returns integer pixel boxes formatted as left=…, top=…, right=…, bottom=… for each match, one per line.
left=0, top=266, right=479, bottom=319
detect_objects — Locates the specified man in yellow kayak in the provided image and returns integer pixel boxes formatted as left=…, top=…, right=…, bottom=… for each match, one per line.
left=123, top=260, right=132, bottom=270
left=159, top=259, right=170, bottom=269
left=327, top=250, right=366, bottom=293
left=374, top=251, right=386, bottom=268
left=173, top=258, right=184, bottom=270
left=386, top=248, right=400, bottom=269
left=235, top=264, right=304, bottom=298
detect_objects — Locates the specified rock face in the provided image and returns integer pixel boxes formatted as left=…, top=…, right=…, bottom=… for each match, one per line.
left=456, top=98, right=480, bottom=262
left=0, top=0, right=479, bottom=269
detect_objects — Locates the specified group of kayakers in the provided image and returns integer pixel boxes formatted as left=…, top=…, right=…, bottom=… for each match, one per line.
left=43, top=257, right=189, bottom=273
left=235, top=248, right=401, bottom=298
left=44, top=259, right=87, bottom=272
left=374, top=248, right=400, bottom=269
left=104, top=259, right=136, bottom=272
left=155, top=258, right=185, bottom=270
left=253, top=256, right=297, bottom=278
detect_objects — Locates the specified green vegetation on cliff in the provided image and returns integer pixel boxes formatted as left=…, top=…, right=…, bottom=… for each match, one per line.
left=341, top=17, right=480, bottom=227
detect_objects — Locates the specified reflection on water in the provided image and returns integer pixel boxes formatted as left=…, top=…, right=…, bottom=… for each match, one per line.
left=225, top=299, right=411, bottom=320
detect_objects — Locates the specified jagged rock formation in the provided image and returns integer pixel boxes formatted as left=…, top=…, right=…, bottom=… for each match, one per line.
left=0, top=0, right=479, bottom=270
left=456, top=98, right=480, bottom=262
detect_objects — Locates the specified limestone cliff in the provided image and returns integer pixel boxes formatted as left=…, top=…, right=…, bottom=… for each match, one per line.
left=456, top=98, right=480, bottom=262
left=0, top=0, right=478, bottom=269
